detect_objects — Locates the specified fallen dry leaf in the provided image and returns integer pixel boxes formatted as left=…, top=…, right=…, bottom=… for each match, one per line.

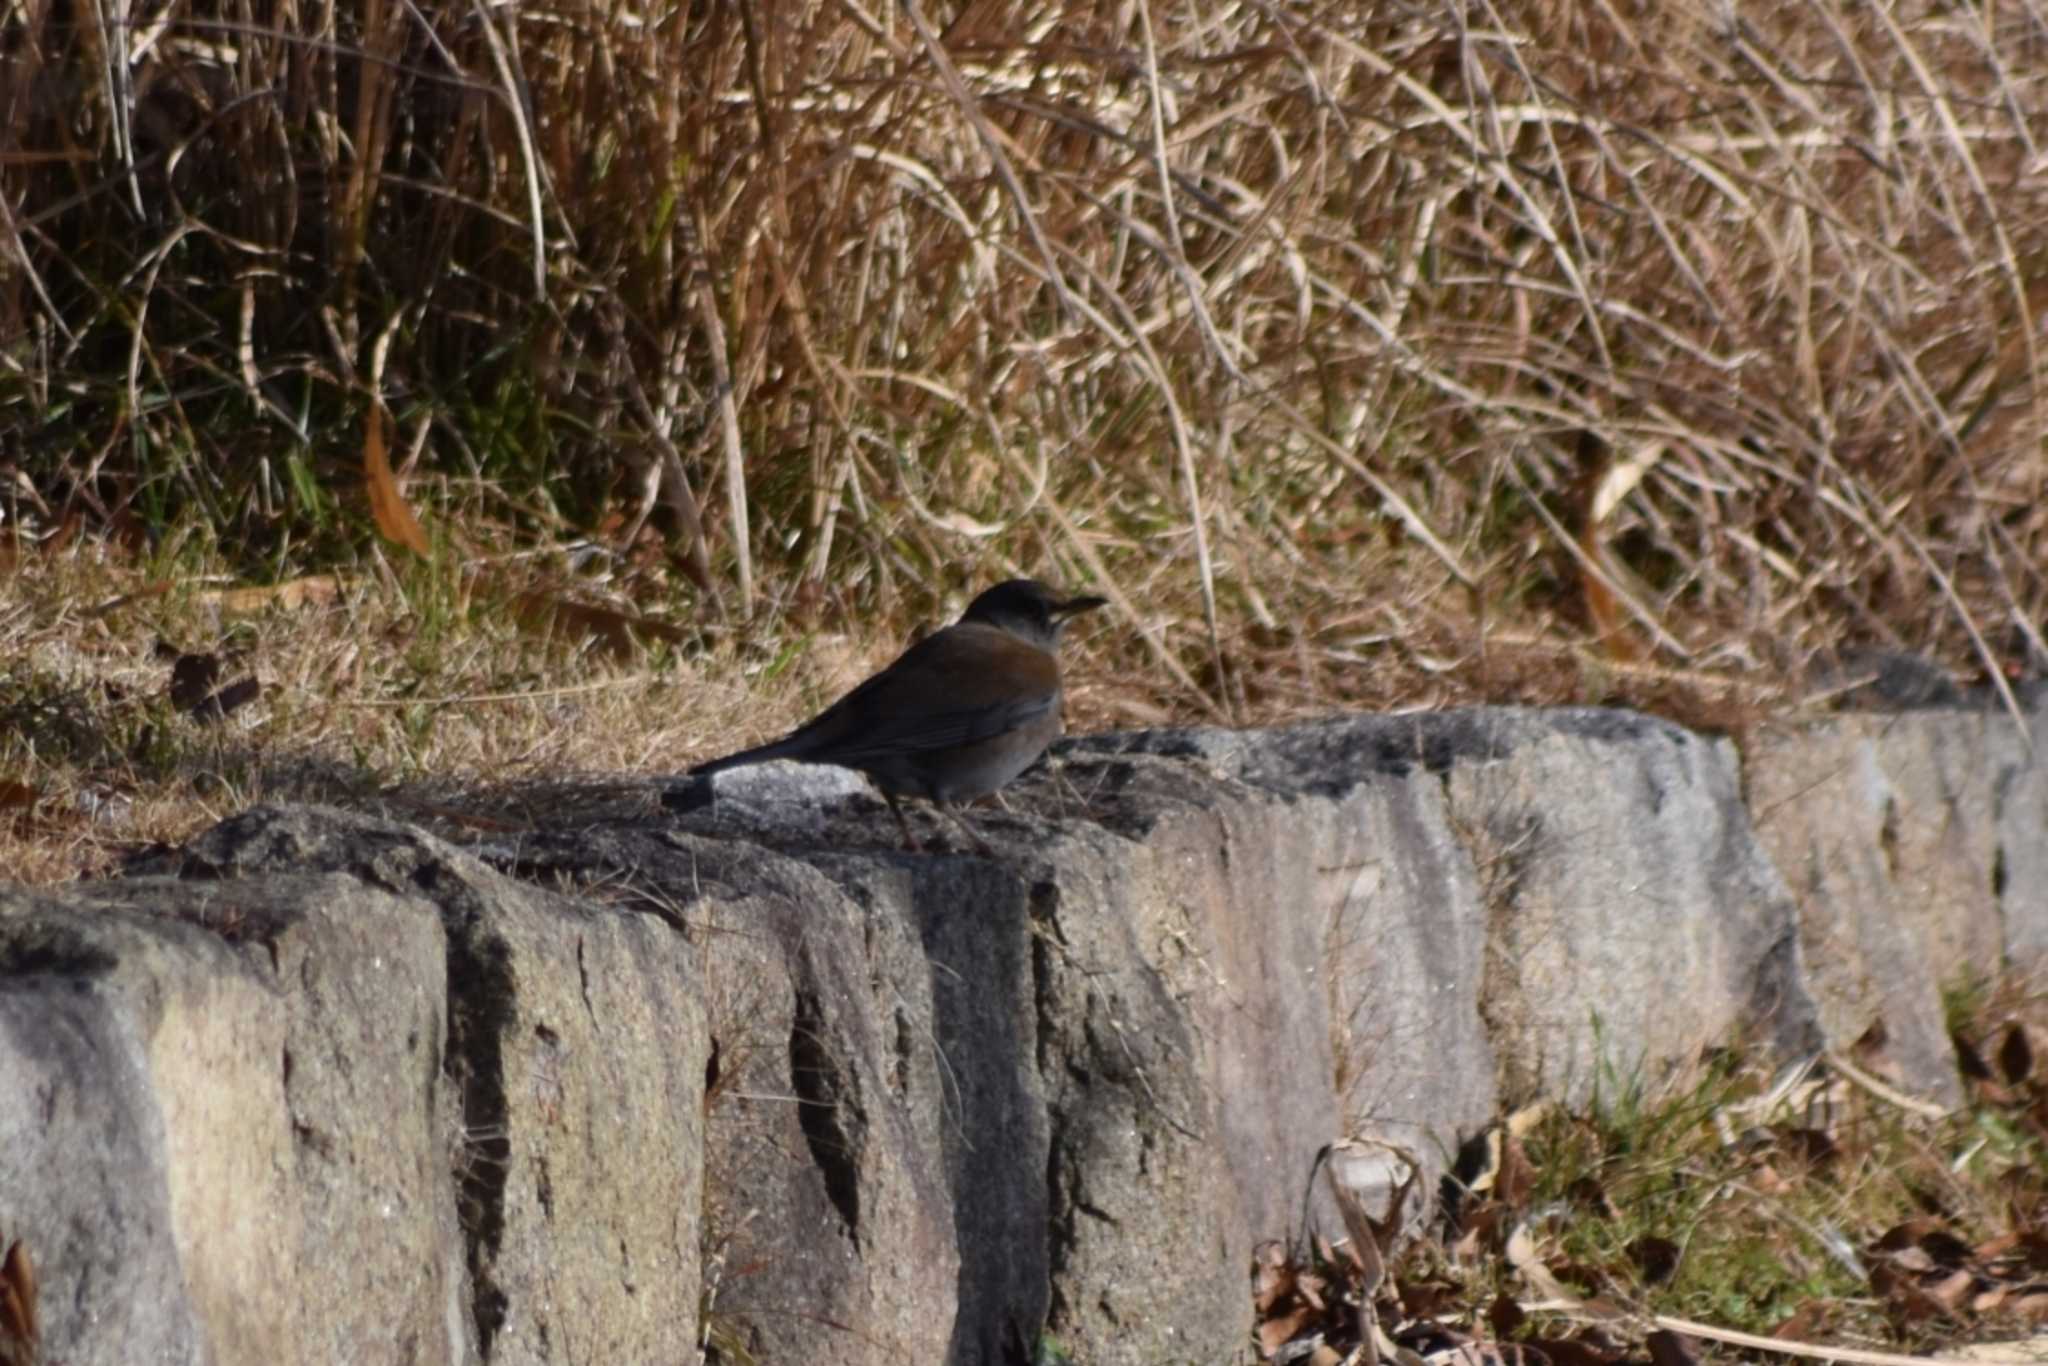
left=364, top=402, right=431, bottom=556
left=1645, top=1328, right=1703, bottom=1366
left=200, top=575, right=343, bottom=615
left=1957, top=1032, right=1994, bottom=1081
left=1925, top=1268, right=1976, bottom=1313
left=0, top=1239, right=37, bottom=1366
left=1628, top=1236, right=1680, bottom=1286
left=1766, top=1299, right=1831, bottom=1342
left=1259, top=1304, right=1314, bottom=1357
left=164, top=651, right=261, bottom=723
left=167, top=651, right=224, bottom=711
left=508, top=587, right=687, bottom=660
left=1254, top=1240, right=1296, bottom=1314
left=2000, top=1025, right=2035, bottom=1086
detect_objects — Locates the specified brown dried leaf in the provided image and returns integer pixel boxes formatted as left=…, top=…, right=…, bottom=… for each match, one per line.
left=1956, top=1031, right=1993, bottom=1081
left=1926, top=1268, right=1976, bottom=1312
left=1496, top=1134, right=1536, bottom=1208
left=364, top=403, right=431, bottom=557
left=509, top=588, right=687, bottom=660
left=0, top=1239, right=37, bottom=1359
left=1644, top=1329, right=1701, bottom=1366
left=1887, top=1246, right=1938, bottom=1275
left=1451, top=1200, right=1504, bottom=1261
left=1489, top=1292, right=1526, bottom=1339
left=168, top=651, right=224, bottom=711
left=0, top=781, right=36, bottom=810
left=1254, top=1241, right=1296, bottom=1313
left=200, top=575, right=343, bottom=615
left=1976, top=1232, right=2021, bottom=1262
left=192, top=677, right=261, bottom=723
left=1259, top=1305, right=1313, bottom=1356
left=1878, top=1218, right=1941, bottom=1252
left=1628, top=1236, right=1680, bottom=1285
left=1399, top=1277, right=1459, bottom=1318
left=1880, top=1266, right=1962, bottom=1323
left=43, top=508, right=81, bottom=556
left=1766, top=1300, right=1829, bottom=1341
left=2000, top=1023, right=2036, bottom=1085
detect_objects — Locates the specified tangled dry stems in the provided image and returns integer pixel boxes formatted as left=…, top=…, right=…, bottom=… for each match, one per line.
left=2, top=0, right=2046, bottom=725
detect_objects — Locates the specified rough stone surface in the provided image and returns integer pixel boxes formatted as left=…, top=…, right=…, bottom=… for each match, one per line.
left=551, top=831, right=963, bottom=1366
left=1745, top=712, right=2024, bottom=1104
left=1, top=806, right=706, bottom=1366
left=1436, top=709, right=1815, bottom=1102
left=0, top=704, right=2041, bottom=1365
left=1995, top=719, right=2048, bottom=969
left=0, top=896, right=287, bottom=1366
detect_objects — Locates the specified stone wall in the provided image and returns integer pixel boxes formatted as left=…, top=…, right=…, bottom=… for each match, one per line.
left=2, top=706, right=2041, bottom=1364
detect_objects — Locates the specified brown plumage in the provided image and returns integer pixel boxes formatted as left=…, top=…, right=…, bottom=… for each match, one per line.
left=691, top=579, right=1106, bottom=849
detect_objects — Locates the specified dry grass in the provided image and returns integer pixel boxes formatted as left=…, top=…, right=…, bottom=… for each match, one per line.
left=0, top=532, right=1146, bottom=880
left=3, top=0, right=2048, bottom=874
left=1261, top=975, right=2048, bottom=1362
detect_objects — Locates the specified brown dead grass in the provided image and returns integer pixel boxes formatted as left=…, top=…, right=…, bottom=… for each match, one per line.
left=1263, top=978, right=2048, bottom=1362
left=7, top=0, right=2048, bottom=715
left=3, top=0, right=2048, bottom=876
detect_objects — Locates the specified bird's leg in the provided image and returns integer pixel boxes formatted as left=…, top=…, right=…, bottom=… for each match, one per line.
left=936, top=801, right=997, bottom=858
left=1046, top=756, right=1090, bottom=817
left=884, top=793, right=925, bottom=852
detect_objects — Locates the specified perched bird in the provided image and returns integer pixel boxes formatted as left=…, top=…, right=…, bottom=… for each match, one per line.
left=690, top=579, right=1107, bottom=850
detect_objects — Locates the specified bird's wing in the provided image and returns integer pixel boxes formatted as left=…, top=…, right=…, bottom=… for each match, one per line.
left=690, top=622, right=1062, bottom=774
left=780, top=622, right=1061, bottom=761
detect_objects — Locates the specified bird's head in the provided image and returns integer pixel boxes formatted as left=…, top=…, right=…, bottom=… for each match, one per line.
left=962, top=579, right=1107, bottom=650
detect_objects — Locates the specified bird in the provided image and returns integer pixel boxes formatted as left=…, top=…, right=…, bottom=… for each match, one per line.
left=690, top=578, right=1107, bottom=851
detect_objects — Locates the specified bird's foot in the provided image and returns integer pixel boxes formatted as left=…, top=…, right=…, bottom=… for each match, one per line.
left=936, top=804, right=997, bottom=858
left=885, top=796, right=926, bottom=852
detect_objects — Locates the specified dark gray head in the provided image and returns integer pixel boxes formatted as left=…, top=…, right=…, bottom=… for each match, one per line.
left=961, top=579, right=1107, bottom=650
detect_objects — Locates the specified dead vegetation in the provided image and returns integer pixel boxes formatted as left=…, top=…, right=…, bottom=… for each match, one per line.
left=4, top=0, right=2046, bottom=738
left=1256, top=981, right=2048, bottom=1365
left=2, top=7, right=2047, bottom=1355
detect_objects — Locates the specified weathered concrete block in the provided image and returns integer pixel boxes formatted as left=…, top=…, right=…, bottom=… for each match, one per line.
left=5, top=702, right=2038, bottom=1366
left=507, top=827, right=963, bottom=1366
left=2, top=806, right=707, bottom=1366
left=0, top=873, right=453, bottom=1365
left=1745, top=713, right=2022, bottom=1103
left=1431, top=709, right=1813, bottom=1102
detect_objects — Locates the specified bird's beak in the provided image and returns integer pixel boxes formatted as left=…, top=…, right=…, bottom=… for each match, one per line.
left=1053, top=593, right=1108, bottom=619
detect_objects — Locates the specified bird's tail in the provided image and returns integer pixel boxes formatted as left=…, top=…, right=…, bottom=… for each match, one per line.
left=688, top=737, right=800, bottom=777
